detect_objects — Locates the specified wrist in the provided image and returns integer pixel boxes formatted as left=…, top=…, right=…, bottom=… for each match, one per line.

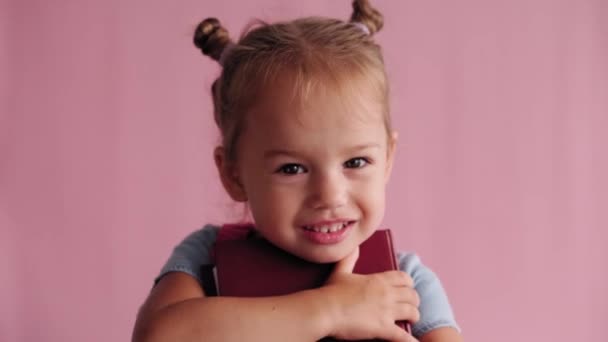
left=309, top=286, right=341, bottom=338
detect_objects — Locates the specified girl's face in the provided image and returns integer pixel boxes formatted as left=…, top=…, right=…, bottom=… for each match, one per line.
left=219, top=75, right=396, bottom=263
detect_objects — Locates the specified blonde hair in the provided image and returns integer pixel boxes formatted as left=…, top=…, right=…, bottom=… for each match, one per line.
left=193, top=0, right=388, bottom=162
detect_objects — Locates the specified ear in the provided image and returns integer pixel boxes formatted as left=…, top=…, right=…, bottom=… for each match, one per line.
left=384, top=131, right=398, bottom=184
left=214, top=146, right=248, bottom=202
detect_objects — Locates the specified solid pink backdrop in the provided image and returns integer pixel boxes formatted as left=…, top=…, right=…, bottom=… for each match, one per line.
left=1, top=0, right=607, bottom=341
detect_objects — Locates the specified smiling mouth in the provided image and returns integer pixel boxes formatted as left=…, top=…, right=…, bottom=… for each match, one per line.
left=302, top=221, right=354, bottom=233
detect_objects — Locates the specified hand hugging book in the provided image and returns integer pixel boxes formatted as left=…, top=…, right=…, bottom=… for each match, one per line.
left=200, top=225, right=410, bottom=341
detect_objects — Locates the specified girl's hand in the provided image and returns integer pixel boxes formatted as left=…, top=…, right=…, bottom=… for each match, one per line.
left=321, top=247, right=421, bottom=342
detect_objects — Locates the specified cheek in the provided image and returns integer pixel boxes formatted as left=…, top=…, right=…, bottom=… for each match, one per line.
left=353, top=173, right=387, bottom=209
left=352, top=167, right=387, bottom=191
left=248, top=183, right=301, bottom=215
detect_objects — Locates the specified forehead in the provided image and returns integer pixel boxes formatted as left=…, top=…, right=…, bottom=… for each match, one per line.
left=248, top=73, right=386, bottom=135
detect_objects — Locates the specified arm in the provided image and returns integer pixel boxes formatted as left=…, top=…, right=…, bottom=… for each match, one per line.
left=420, top=327, right=464, bottom=342
left=133, top=248, right=419, bottom=342
left=132, top=272, right=332, bottom=342
left=398, top=253, right=462, bottom=340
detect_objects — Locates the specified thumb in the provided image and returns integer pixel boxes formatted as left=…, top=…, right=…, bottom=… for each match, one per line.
left=332, top=247, right=360, bottom=275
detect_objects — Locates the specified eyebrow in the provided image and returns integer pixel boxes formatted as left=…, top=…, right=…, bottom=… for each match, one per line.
left=263, top=143, right=382, bottom=159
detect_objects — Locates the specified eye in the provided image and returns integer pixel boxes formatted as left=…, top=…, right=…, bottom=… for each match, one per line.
left=344, top=157, right=369, bottom=169
left=276, top=163, right=307, bottom=175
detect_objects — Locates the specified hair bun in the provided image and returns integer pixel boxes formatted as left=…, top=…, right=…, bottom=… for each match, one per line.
left=350, top=0, right=384, bottom=35
left=193, top=17, right=233, bottom=61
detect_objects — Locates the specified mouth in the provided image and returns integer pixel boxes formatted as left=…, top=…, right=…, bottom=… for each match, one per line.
left=302, top=220, right=355, bottom=233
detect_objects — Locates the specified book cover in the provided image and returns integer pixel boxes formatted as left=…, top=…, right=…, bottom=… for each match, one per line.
left=205, top=228, right=410, bottom=341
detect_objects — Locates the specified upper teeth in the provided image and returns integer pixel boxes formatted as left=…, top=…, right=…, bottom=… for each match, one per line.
left=306, top=222, right=348, bottom=233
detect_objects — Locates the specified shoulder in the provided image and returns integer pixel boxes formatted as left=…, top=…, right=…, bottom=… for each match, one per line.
left=179, top=224, right=221, bottom=249
left=396, top=252, right=446, bottom=291
left=154, top=224, right=221, bottom=286
left=396, top=252, right=425, bottom=275
left=396, top=252, right=462, bottom=338
left=165, top=224, right=221, bottom=264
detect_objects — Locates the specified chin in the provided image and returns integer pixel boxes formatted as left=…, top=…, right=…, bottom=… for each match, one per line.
left=296, top=247, right=352, bottom=264
left=312, top=255, right=344, bottom=264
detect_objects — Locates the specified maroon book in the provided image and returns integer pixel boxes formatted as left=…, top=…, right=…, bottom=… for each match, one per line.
left=206, top=228, right=410, bottom=341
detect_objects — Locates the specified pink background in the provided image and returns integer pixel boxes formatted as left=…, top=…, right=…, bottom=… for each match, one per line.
left=2, top=0, right=607, bottom=341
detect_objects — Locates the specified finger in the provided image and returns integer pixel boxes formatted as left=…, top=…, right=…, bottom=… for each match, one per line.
left=393, top=303, right=421, bottom=323
left=385, top=270, right=414, bottom=287
left=394, top=287, right=421, bottom=307
left=381, top=324, right=414, bottom=342
left=332, top=247, right=360, bottom=274
left=405, top=332, right=420, bottom=342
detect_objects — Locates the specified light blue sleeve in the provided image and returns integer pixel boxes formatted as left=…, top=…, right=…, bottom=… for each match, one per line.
left=397, top=252, right=461, bottom=337
left=154, top=224, right=220, bottom=286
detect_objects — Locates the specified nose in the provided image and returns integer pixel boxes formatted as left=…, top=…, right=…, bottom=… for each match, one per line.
left=307, top=171, right=348, bottom=210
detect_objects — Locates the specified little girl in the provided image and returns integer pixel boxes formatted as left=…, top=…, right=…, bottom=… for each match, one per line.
left=133, top=1, right=462, bottom=341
